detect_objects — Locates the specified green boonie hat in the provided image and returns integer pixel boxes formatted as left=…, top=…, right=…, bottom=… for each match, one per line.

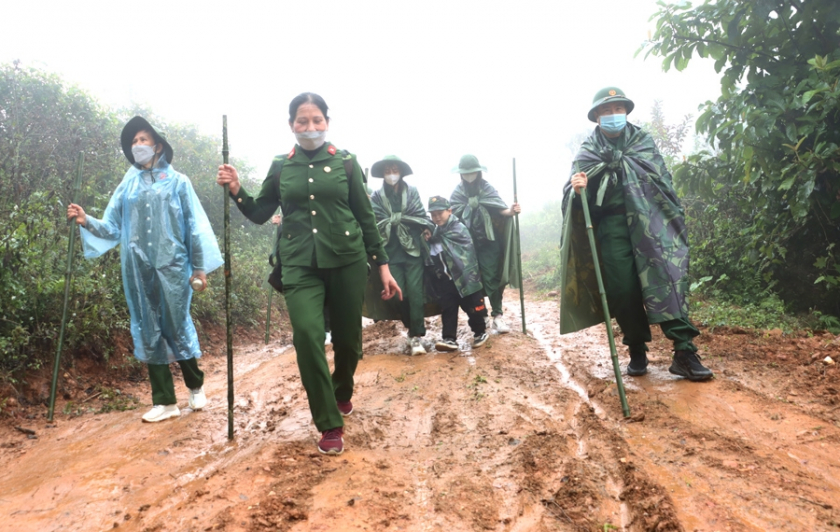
left=371, top=155, right=413, bottom=178
left=428, top=196, right=451, bottom=211
left=120, top=116, right=174, bottom=164
left=587, top=87, right=635, bottom=122
left=451, top=154, right=487, bottom=174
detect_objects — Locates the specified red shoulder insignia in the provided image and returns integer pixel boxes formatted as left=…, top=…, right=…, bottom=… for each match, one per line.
left=287, top=147, right=295, bottom=159
left=327, top=144, right=337, bottom=155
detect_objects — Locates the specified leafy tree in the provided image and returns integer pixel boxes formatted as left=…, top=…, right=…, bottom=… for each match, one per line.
left=640, top=0, right=840, bottom=315
left=0, top=63, right=277, bottom=387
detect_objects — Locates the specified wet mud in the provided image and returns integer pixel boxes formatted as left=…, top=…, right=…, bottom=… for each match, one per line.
left=1, top=290, right=839, bottom=531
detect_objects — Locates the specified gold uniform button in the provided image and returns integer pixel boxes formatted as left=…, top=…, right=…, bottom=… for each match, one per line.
left=237, top=198, right=242, bottom=203
left=309, top=164, right=314, bottom=169
left=311, top=210, right=317, bottom=216
left=372, top=255, right=377, bottom=260
left=345, top=231, right=350, bottom=236
left=287, top=234, right=291, bottom=239
left=312, top=228, right=318, bottom=234
left=308, top=178, right=314, bottom=183
left=309, top=195, right=314, bottom=200
left=324, top=166, right=332, bottom=173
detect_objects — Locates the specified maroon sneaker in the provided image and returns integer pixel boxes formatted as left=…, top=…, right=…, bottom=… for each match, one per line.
left=337, top=400, right=354, bottom=417
left=318, top=427, right=344, bottom=455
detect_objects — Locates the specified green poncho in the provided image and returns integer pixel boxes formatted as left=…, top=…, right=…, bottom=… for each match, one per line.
left=363, top=185, right=438, bottom=320
left=426, top=213, right=483, bottom=297
left=450, top=179, right=520, bottom=289
left=559, top=124, right=690, bottom=334
left=370, top=184, right=434, bottom=257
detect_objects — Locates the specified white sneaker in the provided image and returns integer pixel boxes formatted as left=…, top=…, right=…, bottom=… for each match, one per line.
left=409, top=336, right=427, bottom=356
left=189, top=387, right=206, bottom=410
left=493, top=316, right=511, bottom=334
left=142, top=404, right=180, bottom=423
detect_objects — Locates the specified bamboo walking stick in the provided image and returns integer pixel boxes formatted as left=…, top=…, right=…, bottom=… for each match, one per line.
left=512, top=158, right=526, bottom=334
left=223, top=116, right=234, bottom=439
left=265, top=289, right=273, bottom=345
left=578, top=187, right=630, bottom=418
left=48, top=151, right=84, bottom=422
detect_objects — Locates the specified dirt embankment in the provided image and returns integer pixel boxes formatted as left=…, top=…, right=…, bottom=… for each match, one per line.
left=1, top=290, right=840, bottom=531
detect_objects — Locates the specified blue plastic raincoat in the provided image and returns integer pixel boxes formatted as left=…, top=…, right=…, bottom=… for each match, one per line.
left=80, top=159, right=222, bottom=364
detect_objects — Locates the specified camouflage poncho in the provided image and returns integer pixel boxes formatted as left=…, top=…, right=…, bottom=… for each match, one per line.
left=559, top=123, right=690, bottom=334
left=426, top=214, right=483, bottom=298
left=450, top=179, right=520, bottom=289
left=370, top=184, right=434, bottom=257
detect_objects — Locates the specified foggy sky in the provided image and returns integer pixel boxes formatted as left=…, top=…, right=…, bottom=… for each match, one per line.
left=1, top=0, right=721, bottom=211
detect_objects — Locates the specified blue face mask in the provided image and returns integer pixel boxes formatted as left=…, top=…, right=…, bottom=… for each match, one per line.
left=599, top=113, right=627, bottom=134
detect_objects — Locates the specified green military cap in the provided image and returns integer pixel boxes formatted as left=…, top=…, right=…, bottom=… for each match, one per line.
left=121, top=116, right=174, bottom=164
left=371, top=155, right=413, bottom=178
left=451, top=154, right=487, bottom=174
left=587, top=87, right=635, bottom=122
left=428, top=195, right=451, bottom=211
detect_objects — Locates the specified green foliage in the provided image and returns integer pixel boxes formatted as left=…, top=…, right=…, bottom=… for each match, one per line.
left=0, top=62, right=279, bottom=386
left=640, top=0, right=840, bottom=318
left=518, top=200, right=563, bottom=291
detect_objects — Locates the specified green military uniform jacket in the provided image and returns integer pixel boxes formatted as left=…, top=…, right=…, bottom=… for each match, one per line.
left=232, top=143, right=387, bottom=267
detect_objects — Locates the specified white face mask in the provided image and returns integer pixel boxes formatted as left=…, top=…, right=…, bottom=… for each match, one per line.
left=461, top=172, right=479, bottom=183
left=132, top=145, right=156, bottom=166
left=295, top=130, right=327, bottom=150
left=384, top=173, right=401, bottom=185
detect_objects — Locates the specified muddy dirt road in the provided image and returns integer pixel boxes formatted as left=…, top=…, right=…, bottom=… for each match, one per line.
left=2, top=290, right=840, bottom=531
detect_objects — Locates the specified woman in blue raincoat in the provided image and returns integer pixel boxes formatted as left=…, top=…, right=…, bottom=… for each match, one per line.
left=66, top=117, right=222, bottom=423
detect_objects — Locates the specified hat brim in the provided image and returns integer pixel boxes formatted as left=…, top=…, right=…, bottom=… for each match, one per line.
left=588, top=96, right=635, bottom=122
left=121, top=116, right=174, bottom=164
left=371, top=159, right=412, bottom=178
left=451, top=166, right=487, bottom=174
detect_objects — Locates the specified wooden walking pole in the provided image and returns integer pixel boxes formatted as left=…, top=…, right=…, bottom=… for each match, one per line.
left=513, top=158, right=526, bottom=334
left=48, top=151, right=84, bottom=422
left=222, top=116, right=234, bottom=439
left=579, top=187, right=631, bottom=418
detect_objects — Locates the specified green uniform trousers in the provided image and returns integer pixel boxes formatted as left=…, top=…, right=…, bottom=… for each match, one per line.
left=283, top=259, right=367, bottom=432
left=147, top=357, right=204, bottom=406
left=597, top=214, right=699, bottom=352
left=476, top=238, right=504, bottom=317
left=389, top=257, right=426, bottom=337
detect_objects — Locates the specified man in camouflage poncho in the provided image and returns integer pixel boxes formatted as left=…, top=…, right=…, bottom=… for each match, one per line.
left=424, top=196, right=488, bottom=351
left=560, top=87, right=713, bottom=381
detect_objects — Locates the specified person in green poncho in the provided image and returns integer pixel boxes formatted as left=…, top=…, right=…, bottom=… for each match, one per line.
left=370, top=156, right=435, bottom=355
left=561, top=87, right=713, bottom=381
left=449, top=155, right=521, bottom=334
left=423, top=196, right=488, bottom=351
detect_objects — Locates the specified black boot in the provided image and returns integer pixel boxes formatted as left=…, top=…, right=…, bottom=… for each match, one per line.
left=626, top=347, right=648, bottom=376
left=669, top=350, right=714, bottom=381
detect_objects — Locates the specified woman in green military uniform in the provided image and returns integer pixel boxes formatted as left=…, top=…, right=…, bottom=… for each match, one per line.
left=370, top=156, right=434, bottom=356
left=216, top=92, right=402, bottom=455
